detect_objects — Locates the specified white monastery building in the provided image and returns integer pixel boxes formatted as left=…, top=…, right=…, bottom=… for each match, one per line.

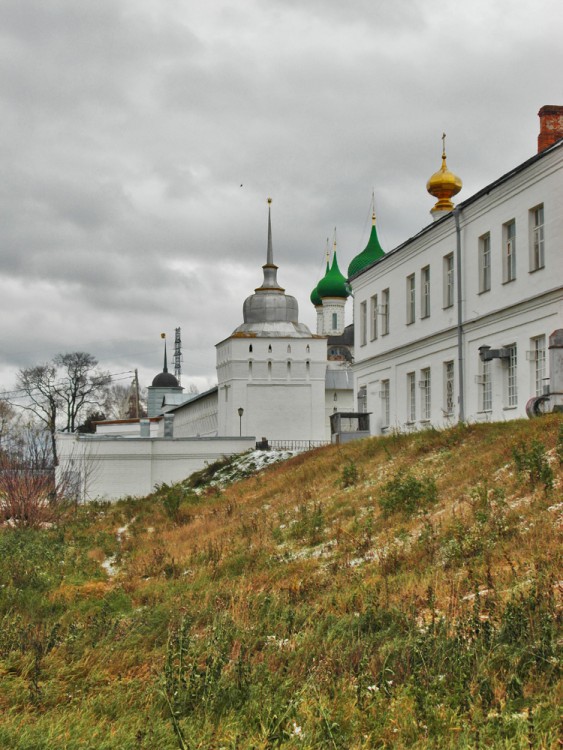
left=58, top=105, right=563, bottom=499
left=350, top=106, right=563, bottom=434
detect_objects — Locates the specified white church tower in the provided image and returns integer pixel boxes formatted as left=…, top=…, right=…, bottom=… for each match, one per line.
left=216, top=200, right=327, bottom=441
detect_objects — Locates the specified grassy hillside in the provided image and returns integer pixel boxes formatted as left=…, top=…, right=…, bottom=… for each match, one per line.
left=0, top=417, right=561, bottom=749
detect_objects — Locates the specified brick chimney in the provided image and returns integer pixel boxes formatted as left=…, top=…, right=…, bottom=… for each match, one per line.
left=538, top=105, right=563, bottom=152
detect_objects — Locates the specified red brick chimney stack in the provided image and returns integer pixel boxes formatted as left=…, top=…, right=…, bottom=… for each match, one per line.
left=538, top=105, right=563, bottom=152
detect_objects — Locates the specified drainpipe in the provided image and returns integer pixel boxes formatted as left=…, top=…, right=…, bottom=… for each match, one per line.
left=453, top=208, right=465, bottom=422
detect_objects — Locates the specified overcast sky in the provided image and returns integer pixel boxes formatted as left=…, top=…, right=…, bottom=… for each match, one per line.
left=1, top=0, right=562, bottom=400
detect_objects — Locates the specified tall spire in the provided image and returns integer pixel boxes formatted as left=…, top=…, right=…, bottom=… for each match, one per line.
left=256, top=197, right=284, bottom=292
left=161, top=333, right=168, bottom=373
left=266, top=197, right=274, bottom=266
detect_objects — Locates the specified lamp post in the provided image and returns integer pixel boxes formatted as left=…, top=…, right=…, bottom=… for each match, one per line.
left=238, top=407, right=244, bottom=436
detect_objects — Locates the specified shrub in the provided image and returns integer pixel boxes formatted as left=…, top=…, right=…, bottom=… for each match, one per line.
left=341, top=460, right=359, bottom=488
left=512, top=439, right=553, bottom=491
left=378, top=470, right=437, bottom=517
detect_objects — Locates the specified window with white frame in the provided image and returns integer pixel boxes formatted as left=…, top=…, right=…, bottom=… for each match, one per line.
left=380, top=379, right=390, bottom=427
left=530, top=335, right=547, bottom=396
left=479, top=233, right=491, bottom=293
left=505, top=344, right=518, bottom=407
left=332, top=312, right=338, bottom=330
left=443, top=254, right=454, bottom=308
left=480, top=359, right=492, bottom=412
left=420, top=368, right=431, bottom=420
left=381, top=289, right=390, bottom=335
left=421, top=266, right=431, bottom=318
left=503, top=221, right=516, bottom=282
left=370, top=294, right=378, bottom=341
left=407, top=372, right=416, bottom=422
left=530, top=205, right=544, bottom=271
left=360, top=301, right=367, bottom=345
left=444, top=361, right=454, bottom=414
left=406, top=274, right=415, bottom=324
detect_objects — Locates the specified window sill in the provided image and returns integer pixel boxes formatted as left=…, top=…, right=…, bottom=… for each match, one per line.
left=502, top=278, right=516, bottom=285
left=477, top=289, right=491, bottom=295
left=477, top=410, right=492, bottom=415
left=406, top=320, right=415, bottom=326
left=529, top=265, right=545, bottom=274
left=503, top=406, right=518, bottom=411
left=420, top=314, right=430, bottom=320
left=419, top=419, right=431, bottom=424
left=442, top=304, right=453, bottom=310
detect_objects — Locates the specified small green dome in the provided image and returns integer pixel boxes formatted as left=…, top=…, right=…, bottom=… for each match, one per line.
left=310, top=258, right=330, bottom=307
left=347, top=218, right=385, bottom=278
left=310, top=285, right=322, bottom=307
left=317, top=251, right=349, bottom=299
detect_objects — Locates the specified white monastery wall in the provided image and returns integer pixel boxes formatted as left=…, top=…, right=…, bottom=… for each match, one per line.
left=57, top=433, right=255, bottom=501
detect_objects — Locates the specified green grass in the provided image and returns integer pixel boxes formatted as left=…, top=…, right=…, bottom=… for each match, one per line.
left=0, top=416, right=561, bottom=748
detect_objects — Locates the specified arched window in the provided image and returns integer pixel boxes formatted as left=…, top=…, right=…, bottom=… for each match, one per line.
left=332, top=312, right=338, bottom=329
left=306, top=345, right=310, bottom=354
left=268, top=344, right=272, bottom=353
left=287, top=344, right=291, bottom=353
left=249, top=344, right=253, bottom=353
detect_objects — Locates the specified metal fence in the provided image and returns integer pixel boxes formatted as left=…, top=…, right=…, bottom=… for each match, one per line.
left=265, top=439, right=330, bottom=452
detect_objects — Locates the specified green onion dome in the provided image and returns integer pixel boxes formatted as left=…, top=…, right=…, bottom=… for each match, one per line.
left=347, top=213, right=385, bottom=278
left=310, top=258, right=329, bottom=307
left=317, top=251, right=349, bottom=299
left=310, top=284, right=322, bottom=307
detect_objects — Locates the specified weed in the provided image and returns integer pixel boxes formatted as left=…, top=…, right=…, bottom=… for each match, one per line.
left=378, top=470, right=437, bottom=517
left=341, top=460, right=358, bottom=488
left=512, top=439, right=554, bottom=491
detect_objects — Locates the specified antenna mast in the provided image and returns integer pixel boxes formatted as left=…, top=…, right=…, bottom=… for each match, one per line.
left=174, top=327, right=183, bottom=385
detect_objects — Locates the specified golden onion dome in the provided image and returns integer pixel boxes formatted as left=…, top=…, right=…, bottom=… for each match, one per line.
left=426, top=133, right=462, bottom=214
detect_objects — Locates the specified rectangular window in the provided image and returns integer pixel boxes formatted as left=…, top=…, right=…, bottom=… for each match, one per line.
left=530, top=205, right=545, bottom=271
left=443, top=254, right=454, bottom=308
left=370, top=294, right=378, bottom=341
left=406, top=274, right=415, bottom=324
left=530, top=335, right=547, bottom=396
left=479, top=233, right=491, bottom=293
left=503, top=221, right=516, bottom=282
left=381, top=289, right=390, bottom=335
left=420, top=368, right=431, bottom=420
left=506, top=344, right=518, bottom=407
left=480, top=359, right=492, bottom=412
left=421, top=266, right=431, bottom=318
left=380, top=379, right=390, bottom=428
left=407, top=372, right=416, bottom=422
left=331, top=312, right=338, bottom=330
left=360, top=301, right=367, bottom=346
left=357, top=385, right=367, bottom=413
left=444, top=361, right=454, bottom=415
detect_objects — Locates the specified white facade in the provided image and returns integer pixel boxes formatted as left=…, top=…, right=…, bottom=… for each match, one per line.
left=351, top=140, right=563, bottom=434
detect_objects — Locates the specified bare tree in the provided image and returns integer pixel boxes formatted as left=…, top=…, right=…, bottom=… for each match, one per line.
left=14, top=352, right=111, bottom=465
left=102, top=381, right=146, bottom=419
left=16, top=364, right=60, bottom=464
left=0, top=399, right=16, bottom=450
left=53, top=352, right=111, bottom=433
